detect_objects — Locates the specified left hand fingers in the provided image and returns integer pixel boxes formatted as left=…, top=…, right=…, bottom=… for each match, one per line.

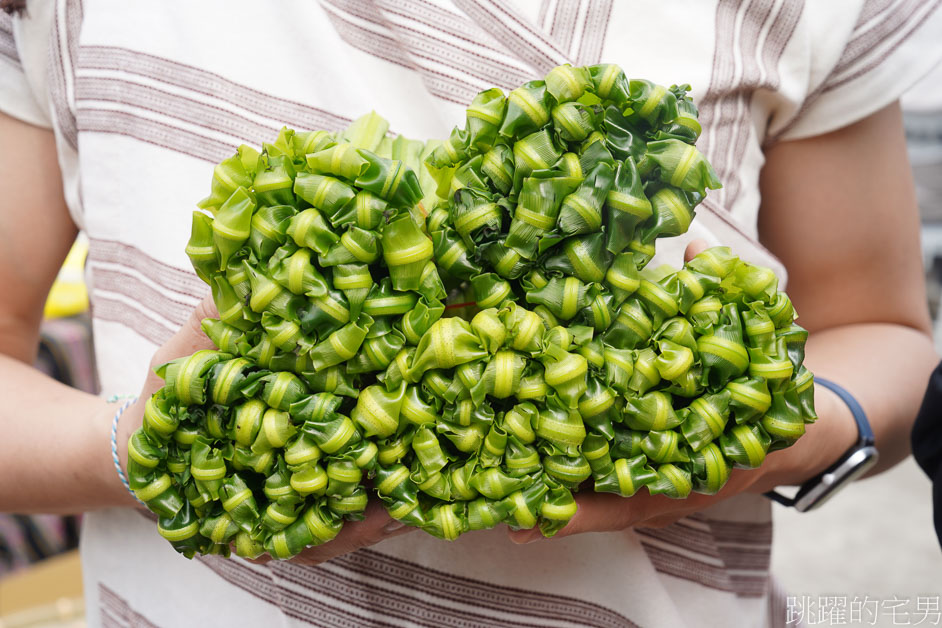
left=245, top=499, right=415, bottom=566
left=507, top=492, right=666, bottom=544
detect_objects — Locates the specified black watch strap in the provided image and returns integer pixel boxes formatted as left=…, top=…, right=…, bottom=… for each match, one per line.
left=765, top=376, right=878, bottom=510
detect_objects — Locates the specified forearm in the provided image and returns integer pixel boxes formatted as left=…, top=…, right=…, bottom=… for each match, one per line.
left=760, top=322, right=937, bottom=490
left=0, top=353, right=137, bottom=513
left=0, top=112, right=118, bottom=513
left=753, top=102, right=936, bottom=489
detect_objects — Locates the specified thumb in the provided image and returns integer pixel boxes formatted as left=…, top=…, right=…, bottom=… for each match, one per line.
left=684, top=238, right=709, bottom=263
left=175, top=291, right=220, bottom=355
left=179, top=294, right=219, bottom=357
left=142, top=292, right=219, bottom=393
left=118, top=293, right=219, bottom=499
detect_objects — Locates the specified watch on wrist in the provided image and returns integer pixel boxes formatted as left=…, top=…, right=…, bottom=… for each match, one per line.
left=765, top=377, right=879, bottom=512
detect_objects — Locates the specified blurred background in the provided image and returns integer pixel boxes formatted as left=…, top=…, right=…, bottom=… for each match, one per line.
left=2, top=69, right=941, bottom=628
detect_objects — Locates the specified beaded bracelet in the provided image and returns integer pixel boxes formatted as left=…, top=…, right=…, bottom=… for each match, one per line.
left=107, top=394, right=142, bottom=502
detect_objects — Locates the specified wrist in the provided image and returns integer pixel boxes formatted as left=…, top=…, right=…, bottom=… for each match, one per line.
left=750, top=383, right=858, bottom=493
left=109, top=395, right=143, bottom=503
left=95, top=395, right=144, bottom=509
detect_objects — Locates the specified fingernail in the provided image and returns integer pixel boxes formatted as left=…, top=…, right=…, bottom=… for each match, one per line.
left=510, top=531, right=542, bottom=545
left=383, top=520, right=406, bottom=534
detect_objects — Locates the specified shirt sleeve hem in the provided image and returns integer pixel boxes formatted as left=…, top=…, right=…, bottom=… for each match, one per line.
left=0, top=55, right=52, bottom=129
left=772, top=4, right=942, bottom=143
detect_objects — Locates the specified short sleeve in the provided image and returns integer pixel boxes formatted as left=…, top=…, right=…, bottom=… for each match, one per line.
left=0, top=10, right=51, bottom=128
left=771, top=0, right=942, bottom=142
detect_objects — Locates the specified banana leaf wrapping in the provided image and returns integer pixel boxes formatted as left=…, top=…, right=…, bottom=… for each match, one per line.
left=135, top=66, right=814, bottom=560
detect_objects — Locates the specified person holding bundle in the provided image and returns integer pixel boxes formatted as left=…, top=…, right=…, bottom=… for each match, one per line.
left=1, top=1, right=940, bottom=626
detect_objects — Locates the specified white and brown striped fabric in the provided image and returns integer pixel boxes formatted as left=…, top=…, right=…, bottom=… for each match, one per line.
left=3, top=1, right=941, bottom=626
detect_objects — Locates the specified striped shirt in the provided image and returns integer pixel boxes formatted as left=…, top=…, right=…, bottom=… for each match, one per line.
left=2, top=1, right=940, bottom=626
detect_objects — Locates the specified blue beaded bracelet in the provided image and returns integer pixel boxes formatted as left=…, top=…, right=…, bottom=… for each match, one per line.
left=107, top=394, right=142, bottom=502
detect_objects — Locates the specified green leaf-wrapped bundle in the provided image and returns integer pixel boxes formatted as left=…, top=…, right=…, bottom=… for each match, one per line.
left=130, top=113, right=448, bottom=558
left=134, top=65, right=814, bottom=560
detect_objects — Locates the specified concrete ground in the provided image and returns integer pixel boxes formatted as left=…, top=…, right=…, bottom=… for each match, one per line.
left=771, top=456, right=941, bottom=626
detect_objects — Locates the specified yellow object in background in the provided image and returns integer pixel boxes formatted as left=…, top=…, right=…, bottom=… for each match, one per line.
left=0, top=550, right=84, bottom=627
left=43, top=235, right=89, bottom=319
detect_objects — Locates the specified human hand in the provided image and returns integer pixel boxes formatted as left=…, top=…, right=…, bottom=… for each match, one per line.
left=248, top=499, right=414, bottom=566
left=508, top=239, right=743, bottom=542
left=505, top=239, right=862, bottom=543
left=120, top=295, right=414, bottom=563
left=114, top=293, right=221, bottom=490
left=506, top=239, right=810, bottom=543
left=508, top=466, right=764, bottom=543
